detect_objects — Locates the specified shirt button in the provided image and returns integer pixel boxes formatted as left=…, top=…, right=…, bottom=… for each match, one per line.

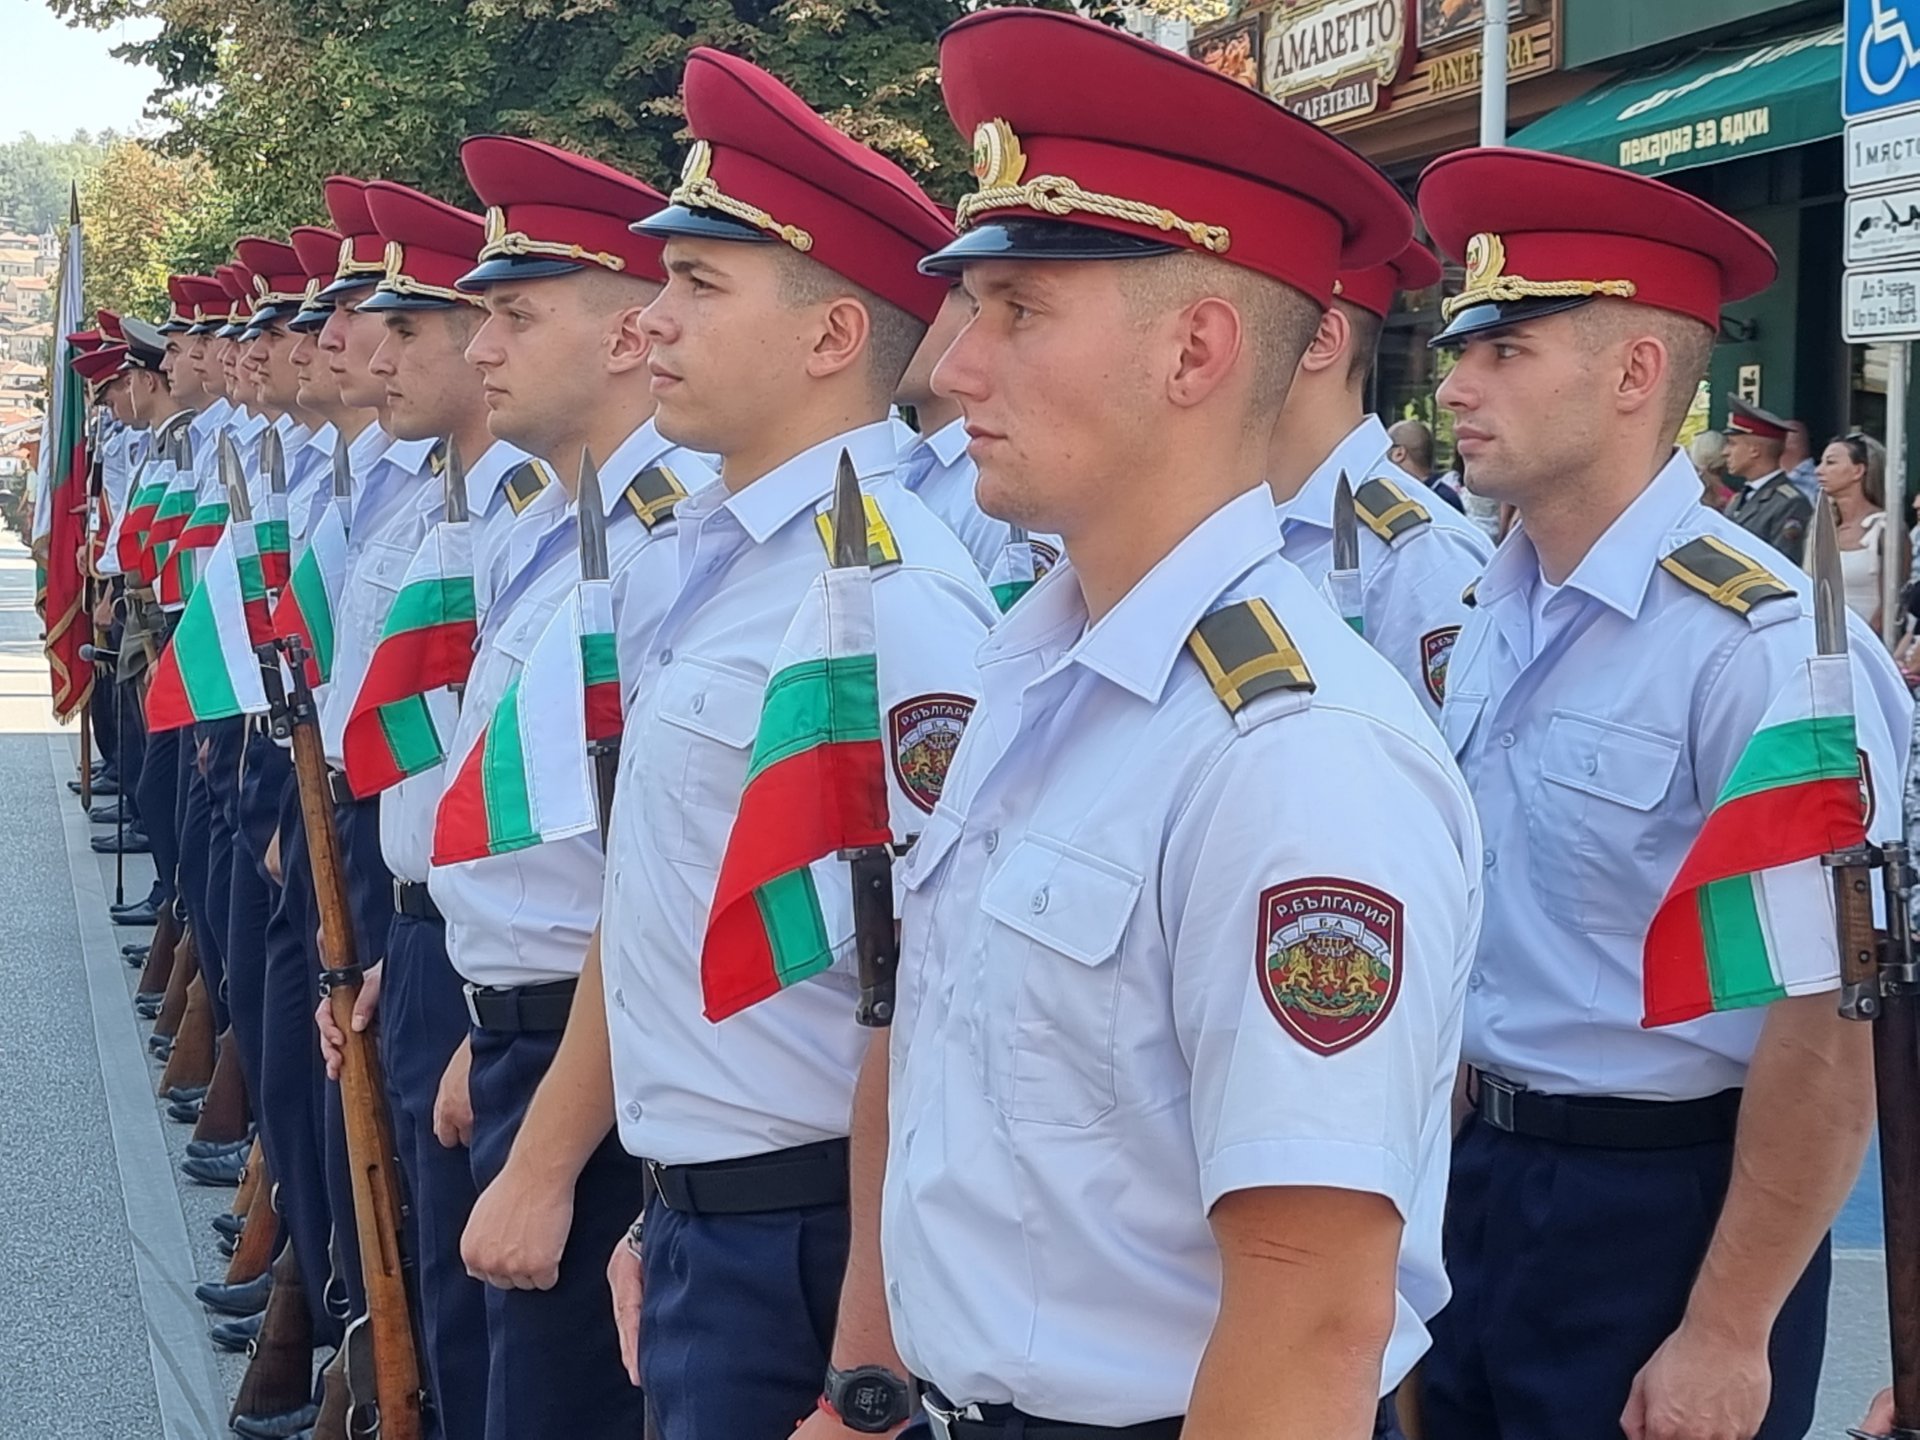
left=888, top=1280, right=901, bottom=1304
left=658, top=648, right=673, bottom=666
left=1499, top=732, right=1516, bottom=749
left=614, top=989, right=626, bottom=1011
left=983, top=830, right=998, bottom=854
left=1030, top=886, right=1050, bottom=915
left=1582, top=756, right=1598, bottom=774
left=1483, top=848, right=1496, bottom=870
left=623, top=1100, right=642, bottom=1121
left=690, top=693, right=705, bottom=715
left=1469, top=972, right=1483, bottom=991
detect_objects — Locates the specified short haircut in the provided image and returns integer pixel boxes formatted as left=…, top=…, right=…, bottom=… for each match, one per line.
left=1573, top=299, right=1714, bottom=440
left=570, top=266, right=663, bottom=319
left=1340, top=302, right=1383, bottom=386
left=1388, top=418, right=1434, bottom=473
left=1119, top=251, right=1323, bottom=425
left=774, top=248, right=928, bottom=398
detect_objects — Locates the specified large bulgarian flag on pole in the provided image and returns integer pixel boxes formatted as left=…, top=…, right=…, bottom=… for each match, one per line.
left=699, top=564, right=890, bottom=1022
left=146, top=533, right=269, bottom=731
left=343, top=519, right=477, bottom=797
left=38, top=186, right=89, bottom=722
left=432, top=578, right=616, bottom=865
left=272, top=501, right=347, bottom=690
left=1643, top=653, right=1868, bottom=1027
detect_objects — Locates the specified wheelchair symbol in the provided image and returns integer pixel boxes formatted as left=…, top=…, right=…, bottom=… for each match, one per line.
left=1862, top=0, right=1920, bottom=98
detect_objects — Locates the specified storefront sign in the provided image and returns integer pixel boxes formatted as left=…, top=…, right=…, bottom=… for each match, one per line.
left=1192, top=15, right=1262, bottom=89
left=1417, top=0, right=1529, bottom=53
left=1407, top=15, right=1556, bottom=108
left=1261, top=0, right=1413, bottom=125
left=1616, top=105, right=1774, bottom=170
left=1843, top=264, right=1920, bottom=343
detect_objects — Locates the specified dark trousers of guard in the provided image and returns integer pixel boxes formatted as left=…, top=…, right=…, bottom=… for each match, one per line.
left=137, top=726, right=178, bottom=905
left=382, top=907, right=488, bottom=1440
left=261, top=776, right=343, bottom=1344
left=465, top=1009, right=648, bottom=1440
left=640, top=1140, right=851, bottom=1439
left=1422, top=1087, right=1829, bottom=1440
left=178, top=730, right=227, bottom=1033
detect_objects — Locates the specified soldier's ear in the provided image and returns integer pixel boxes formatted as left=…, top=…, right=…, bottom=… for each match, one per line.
left=1295, top=305, right=1346, bottom=378
left=604, top=304, right=652, bottom=376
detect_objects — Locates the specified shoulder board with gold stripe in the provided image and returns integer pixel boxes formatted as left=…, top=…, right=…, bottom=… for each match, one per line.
left=622, top=464, right=685, bottom=530
left=1187, top=599, right=1314, bottom=714
left=814, top=495, right=901, bottom=569
left=504, top=460, right=553, bottom=516
left=1353, top=476, right=1432, bottom=546
left=1658, top=535, right=1795, bottom=615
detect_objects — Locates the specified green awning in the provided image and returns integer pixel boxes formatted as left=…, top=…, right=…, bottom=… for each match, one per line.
left=1511, top=23, right=1843, bottom=177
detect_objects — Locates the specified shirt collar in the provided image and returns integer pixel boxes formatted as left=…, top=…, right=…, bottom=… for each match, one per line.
left=466, top=439, right=533, bottom=515
left=991, top=485, right=1282, bottom=704
left=192, top=397, right=231, bottom=436
left=1276, top=414, right=1391, bottom=533
left=303, top=421, right=337, bottom=459
left=596, top=418, right=682, bottom=518
left=717, top=420, right=900, bottom=544
left=383, top=435, right=441, bottom=476
left=903, top=416, right=969, bottom=472
left=1479, top=448, right=1702, bottom=620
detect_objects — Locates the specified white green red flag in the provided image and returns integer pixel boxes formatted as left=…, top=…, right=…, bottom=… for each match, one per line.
left=147, top=467, right=200, bottom=605
left=37, top=193, right=88, bottom=722
left=432, top=579, right=615, bottom=865
left=157, top=495, right=229, bottom=607
left=1643, top=654, right=1866, bottom=1027
left=700, top=565, right=890, bottom=1022
left=272, top=501, right=346, bottom=690
left=146, top=533, right=269, bottom=731
left=119, top=466, right=168, bottom=580
left=986, top=535, right=1039, bottom=613
left=230, top=514, right=276, bottom=648
left=342, top=520, right=477, bottom=797
left=255, top=487, right=290, bottom=594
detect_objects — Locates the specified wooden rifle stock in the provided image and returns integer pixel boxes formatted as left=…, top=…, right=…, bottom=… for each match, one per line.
left=230, top=1244, right=314, bottom=1428
left=135, top=903, right=179, bottom=998
left=152, top=924, right=196, bottom=1039
left=158, top=971, right=215, bottom=1093
left=193, top=1028, right=252, bottom=1145
left=276, top=637, right=424, bottom=1440
left=225, top=1171, right=281, bottom=1286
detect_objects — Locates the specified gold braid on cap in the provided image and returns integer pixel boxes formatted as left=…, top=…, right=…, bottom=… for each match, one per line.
left=335, top=235, right=385, bottom=280
left=955, top=119, right=1231, bottom=255
left=377, top=240, right=484, bottom=307
left=668, top=142, right=814, bottom=253
left=1440, top=232, right=1637, bottom=321
left=251, top=273, right=309, bottom=308
left=477, top=206, right=628, bottom=272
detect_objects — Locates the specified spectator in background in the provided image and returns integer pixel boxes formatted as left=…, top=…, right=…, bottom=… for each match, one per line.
left=1813, top=431, right=1889, bottom=629
left=1784, top=418, right=1820, bottom=503
left=1724, top=396, right=1813, bottom=557
left=1688, top=428, right=1733, bottom=510
left=1387, top=417, right=1466, bottom=511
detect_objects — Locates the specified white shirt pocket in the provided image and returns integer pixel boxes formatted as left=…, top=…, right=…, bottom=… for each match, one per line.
left=1528, top=711, right=1681, bottom=934
left=646, top=657, right=763, bottom=864
left=978, top=835, right=1143, bottom=1128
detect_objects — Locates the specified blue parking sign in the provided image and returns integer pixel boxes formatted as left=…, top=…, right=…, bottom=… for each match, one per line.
left=1849, top=0, right=1920, bottom=119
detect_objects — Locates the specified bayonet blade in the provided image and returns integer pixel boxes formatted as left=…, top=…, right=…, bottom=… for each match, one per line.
left=265, top=426, right=288, bottom=496
left=443, top=439, right=469, bottom=525
left=576, top=447, right=609, bottom=583
left=1811, top=499, right=1848, bottom=657
left=218, top=433, right=252, bottom=522
left=1332, top=471, right=1360, bottom=575
left=829, top=449, right=867, bottom=570
left=332, top=434, right=352, bottom=502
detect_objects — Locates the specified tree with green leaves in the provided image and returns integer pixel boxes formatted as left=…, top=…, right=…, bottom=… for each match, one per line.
left=78, top=139, right=222, bottom=320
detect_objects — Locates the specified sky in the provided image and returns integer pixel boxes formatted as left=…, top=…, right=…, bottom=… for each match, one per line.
left=0, top=1, right=162, bottom=143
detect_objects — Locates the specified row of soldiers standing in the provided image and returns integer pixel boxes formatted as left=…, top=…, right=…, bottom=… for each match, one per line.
left=55, top=9, right=1920, bottom=1440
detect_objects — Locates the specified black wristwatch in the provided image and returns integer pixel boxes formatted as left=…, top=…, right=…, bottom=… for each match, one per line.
left=822, top=1365, right=915, bottom=1433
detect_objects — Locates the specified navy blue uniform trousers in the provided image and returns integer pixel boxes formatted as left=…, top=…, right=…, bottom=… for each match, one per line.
left=1421, top=1116, right=1830, bottom=1440
left=177, top=731, right=227, bottom=1033
left=136, top=725, right=179, bottom=905
left=467, top=1024, right=648, bottom=1440
left=227, top=731, right=290, bottom=1153
left=382, top=914, right=487, bottom=1440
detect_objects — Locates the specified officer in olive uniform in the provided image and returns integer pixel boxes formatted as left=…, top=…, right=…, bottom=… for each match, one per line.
left=1722, top=396, right=1812, bottom=561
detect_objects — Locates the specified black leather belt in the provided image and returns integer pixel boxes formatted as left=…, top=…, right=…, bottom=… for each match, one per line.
left=326, top=768, right=353, bottom=805
left=463, top=978, right=576, bottom=1033
left=392, top=879, right=442, bottom=923
left=648, top=1138, right=850, bottom=1216
left=922, top=1390, right=1400, bottom=1440
left=1470, top=1070, right=1743, bottom=1149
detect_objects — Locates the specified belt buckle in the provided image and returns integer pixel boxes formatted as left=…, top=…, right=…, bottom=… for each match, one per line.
left=392, top=877, right=407, bottom=912
left=462, top=982, right=484, bottom=1029
left=921, top=1395, right=958, bottom=1440
left=1478, top=1071, right=1520, bottom=1131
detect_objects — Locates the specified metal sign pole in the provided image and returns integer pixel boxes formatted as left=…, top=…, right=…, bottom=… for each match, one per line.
left=1888, top=339, right=1910, bottom=648
left=1479, top=2, right=1510, bottom=146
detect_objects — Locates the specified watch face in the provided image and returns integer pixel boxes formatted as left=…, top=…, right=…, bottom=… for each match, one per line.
left=846, top=1377, right=898, bottom=1427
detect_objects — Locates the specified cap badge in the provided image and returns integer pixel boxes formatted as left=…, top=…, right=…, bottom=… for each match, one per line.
left=1463, top=232, right=1505, bottom=292
left=1441, top=229, right=1638, bottom=322
left=667, top=138, right=815, bottom=254
left=971, top=119, right=1027, bottom=190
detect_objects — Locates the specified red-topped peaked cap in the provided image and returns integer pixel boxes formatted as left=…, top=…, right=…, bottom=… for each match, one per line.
left=234, top=237, right=308, bottom=333
left=66, top=329, right=104, bottom=352
left=320, top=176, right=386, bottom=300
left=163, top=274, right=217, bottom=334
left=213, top=263, right=256, bottom=337
left=73, top=344, right=128, bottom=383
left=633, top=49, right=953, bottom=324
left=1335, top=239, right=1442, bottom=321
left=1725, top=395, right=1790, bottom=442
left=1419, top=148, right=1777, bottom=346
left=178, top=274, right=231, bottom=335
left=288, top=226, right=345, bottom=333
left=95, top=309, right=124, bottom=341
left=921, top=8, right=1408, bottom=305
left=457, top=135, right=668, bottom=291
left=361, top=181, right=486, bottom=312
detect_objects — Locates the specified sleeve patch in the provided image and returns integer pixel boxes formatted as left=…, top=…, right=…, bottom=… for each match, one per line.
left=1421, top=625, right=1461, bottom=706
left=1258, top=878, right=1402, bottom=1055
left=888, top=693, right=974, bottom=814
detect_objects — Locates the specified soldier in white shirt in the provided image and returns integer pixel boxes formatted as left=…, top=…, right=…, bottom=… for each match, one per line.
left=1413, top=149, right=1913, bottom=1440
left=585, top=48, right=994, bottom=1440
left=1267, top=238, right=1490, bottom=722
left=805, top=13, right=1480, bottom=1440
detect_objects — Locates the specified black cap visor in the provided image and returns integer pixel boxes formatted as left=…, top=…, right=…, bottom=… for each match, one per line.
left=356, top=286, right=462, bottom=313
left=919, top=217, right=1179, bottom=277
left=630, top=203, right=773, bottom=244
left=1429, top=294, right=1595, bottom=349
left=316, top=274, right=381, bottom=304
left=287, top=303, right=333, bottom=334
left=455, top=254, right=586, bottom=293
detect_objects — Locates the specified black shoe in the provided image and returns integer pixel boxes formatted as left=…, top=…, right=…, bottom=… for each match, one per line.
left=124, top=947, right=146, bottom=969
left=210, top=1210, right=248, bottom=1239
left=182, top=1150, right=247, bottom=1187
left=216, top=1232, right=237, bottom=1260
left=92, top=827, right=150, bottom=854
left=134, top=996, right=161, bottom=1019
left=163, top=1083, right=209, bottom=1105
left=194, top=1138, right=253, bottom=1164
left=111, top=885, right=163, bottom=914
left=68, top=772, right=114, bottom=796
left=196, top=1271, right=271, bottom=1318
left=89, top=801, right=130, bottom=824
left=147, top=1031, right=170, bottom=1057
left=122, top=941, right=151, bottom=959
left=112, top=902, right=160, bottom=926
left=209, top=1309, right=261, bottom=1353
left=230, top=1404, right=318, bottom=1440
left=166, top=1097, right=201, bottom=1124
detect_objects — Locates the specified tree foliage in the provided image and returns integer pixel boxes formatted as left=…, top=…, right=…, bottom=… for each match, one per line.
left=78, top=140, right=219, bottom=320
left=0, top=131, right=114, bottom=233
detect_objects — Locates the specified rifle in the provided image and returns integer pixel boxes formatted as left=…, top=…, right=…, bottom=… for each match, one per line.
left=575, top=449, right=618, bottom=832
left=1814, top=503, right=1920, bottom=1440
left=224, top=1161, right=281, bottom=1287
left=230, top=1244, right=314, bottom=1430
left=264, top=629, right=424, bottom=1440
left=192, top=1027, right=252, bottom=1146
left=133, top=901, right=180, bottom=1005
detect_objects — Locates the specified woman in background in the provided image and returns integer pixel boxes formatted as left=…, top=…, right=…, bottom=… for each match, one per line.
left=1812, top=431, right=1889, bottom=628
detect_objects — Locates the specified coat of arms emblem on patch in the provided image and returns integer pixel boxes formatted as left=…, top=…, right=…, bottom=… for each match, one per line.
left=888, top=693, right=975, bottom=814
left=1257, top=877, right=1402, bottom=1054
left=1421, top=625, right=1460, bottom=706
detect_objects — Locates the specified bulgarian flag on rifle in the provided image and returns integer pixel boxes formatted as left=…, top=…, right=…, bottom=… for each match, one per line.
left=432, top=578, right=617, bottom=865
left=255, top=483, right=291, bottom=595
left=272, top=501, right=346, bottom=690
left=342, top=518, right=477, bottom=797
left=118, top=464, right=168, bottom=580
left=147, top=466, right=200, bottom=602
left=985, top=528, right=1059, bottom=613
left=230, top=509, right=277, bottom=648
left=146, top=532, right=269, bottom=731
left=1643, top=653, right=1870, bottom=1027
left=157, top=492, right=229, bottom=607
